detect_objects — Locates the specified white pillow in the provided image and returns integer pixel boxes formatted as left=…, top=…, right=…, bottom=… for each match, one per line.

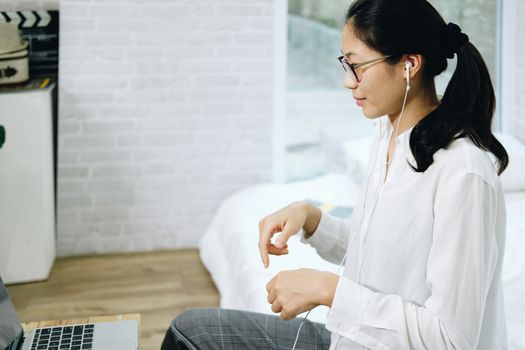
left=494, top=132, right=525, bottom=192
left=342, top=133, right=525, bottom=192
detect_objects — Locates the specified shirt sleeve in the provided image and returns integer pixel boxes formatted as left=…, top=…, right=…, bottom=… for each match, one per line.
left=301, top=211, right=351, bottom=265
left=325, top=172, right=501, bottom=349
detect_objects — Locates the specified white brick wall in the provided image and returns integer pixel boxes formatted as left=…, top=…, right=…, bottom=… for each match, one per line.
left=7, top=0, right=276, bottom=256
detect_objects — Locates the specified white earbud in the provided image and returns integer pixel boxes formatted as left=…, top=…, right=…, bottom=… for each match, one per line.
left=405, top=61, right=412, bottom=91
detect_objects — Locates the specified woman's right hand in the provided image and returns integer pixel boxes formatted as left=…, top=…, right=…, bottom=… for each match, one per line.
left=258, top=202, right=321, bottom=268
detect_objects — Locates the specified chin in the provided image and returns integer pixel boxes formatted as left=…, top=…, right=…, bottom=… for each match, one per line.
left=362, top=106, right=383, bottom=120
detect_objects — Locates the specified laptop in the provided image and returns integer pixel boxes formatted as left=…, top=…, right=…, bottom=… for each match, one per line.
left=0, top=275, right=139, bottom=350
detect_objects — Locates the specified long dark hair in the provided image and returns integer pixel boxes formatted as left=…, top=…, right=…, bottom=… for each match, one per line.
left=346, top=0, right=508, bottom=175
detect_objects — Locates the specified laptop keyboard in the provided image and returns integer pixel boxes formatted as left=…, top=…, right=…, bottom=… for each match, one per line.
left=31, top=324, right=94, bottom=350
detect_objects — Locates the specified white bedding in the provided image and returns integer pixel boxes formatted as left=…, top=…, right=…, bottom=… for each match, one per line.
left=502, top=191, right=525, bottom=349
left=199, top=173, right=525, bottom=349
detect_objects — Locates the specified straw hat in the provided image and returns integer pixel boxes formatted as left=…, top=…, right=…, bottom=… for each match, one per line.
left=0, top=23, right=29, bottom=84
left=0, top=22, right=28, bottom=55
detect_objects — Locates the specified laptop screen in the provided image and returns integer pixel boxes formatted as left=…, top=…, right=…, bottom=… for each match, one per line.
left=0, top=275, right=23, bottom=350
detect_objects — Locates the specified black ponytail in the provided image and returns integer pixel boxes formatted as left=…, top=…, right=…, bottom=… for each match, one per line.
left=346, top=0, right=509, bottom=175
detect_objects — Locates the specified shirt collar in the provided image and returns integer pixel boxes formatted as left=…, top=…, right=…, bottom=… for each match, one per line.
left=376, top=116, right=417, bottom=166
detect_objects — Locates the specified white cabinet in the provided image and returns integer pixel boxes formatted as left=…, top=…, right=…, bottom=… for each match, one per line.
left=0, top=84, right=56, bottom=284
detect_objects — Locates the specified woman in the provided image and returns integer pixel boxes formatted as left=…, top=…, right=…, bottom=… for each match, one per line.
left=162, top=0, right=508, bottom=348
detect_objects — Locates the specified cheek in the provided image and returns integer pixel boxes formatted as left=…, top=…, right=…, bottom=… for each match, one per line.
left=361, top=72, right=401, bottom=118
left=360, top=80, right=390, bottom=118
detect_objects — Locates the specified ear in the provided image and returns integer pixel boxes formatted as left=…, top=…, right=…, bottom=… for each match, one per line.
left=402, top=54, right=423, bottom=81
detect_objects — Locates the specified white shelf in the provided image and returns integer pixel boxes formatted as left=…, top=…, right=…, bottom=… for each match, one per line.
left=0, top=84, right=56, bottom=284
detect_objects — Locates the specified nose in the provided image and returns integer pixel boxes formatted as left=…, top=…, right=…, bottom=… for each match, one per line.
left=344, top=74, right=358, bottom=89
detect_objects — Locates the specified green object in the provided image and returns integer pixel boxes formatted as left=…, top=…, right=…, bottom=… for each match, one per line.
left=0, top=125, right=5, bottom=148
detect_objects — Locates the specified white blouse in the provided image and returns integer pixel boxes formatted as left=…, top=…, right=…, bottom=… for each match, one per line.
left=303, top=116, right=507, bottom=349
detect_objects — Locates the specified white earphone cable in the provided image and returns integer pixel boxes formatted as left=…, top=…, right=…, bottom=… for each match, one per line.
left=291, top=63, right=411, bottom=350
left=291, top=250, right=349, bottom=350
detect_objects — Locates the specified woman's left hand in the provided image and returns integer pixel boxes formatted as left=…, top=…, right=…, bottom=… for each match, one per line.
left=266, top=269, right=339, bottom=320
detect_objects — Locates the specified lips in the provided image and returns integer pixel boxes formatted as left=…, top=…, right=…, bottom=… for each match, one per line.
left=354, top=97, right=366, bottom=107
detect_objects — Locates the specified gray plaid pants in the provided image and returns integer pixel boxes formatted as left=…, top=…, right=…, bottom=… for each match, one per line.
left=161, top=308, right=331, bottom=350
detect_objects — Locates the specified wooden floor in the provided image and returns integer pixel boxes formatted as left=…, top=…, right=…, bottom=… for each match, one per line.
left=6, top=249, right=220, bottom=350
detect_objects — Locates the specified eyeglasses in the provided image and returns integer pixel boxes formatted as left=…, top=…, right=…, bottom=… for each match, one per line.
left=337, top=54, right=392, bottom=83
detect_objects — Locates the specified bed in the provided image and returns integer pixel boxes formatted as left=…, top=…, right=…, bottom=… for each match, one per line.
left=199, top=134, right=525, bottom=349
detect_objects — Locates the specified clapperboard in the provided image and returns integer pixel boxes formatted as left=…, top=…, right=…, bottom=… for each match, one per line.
left=0, top=10, right=59, bottom=80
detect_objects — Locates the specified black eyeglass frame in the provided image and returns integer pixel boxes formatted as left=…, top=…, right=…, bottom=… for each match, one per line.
left=337, top=54, right=393, bottom=82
